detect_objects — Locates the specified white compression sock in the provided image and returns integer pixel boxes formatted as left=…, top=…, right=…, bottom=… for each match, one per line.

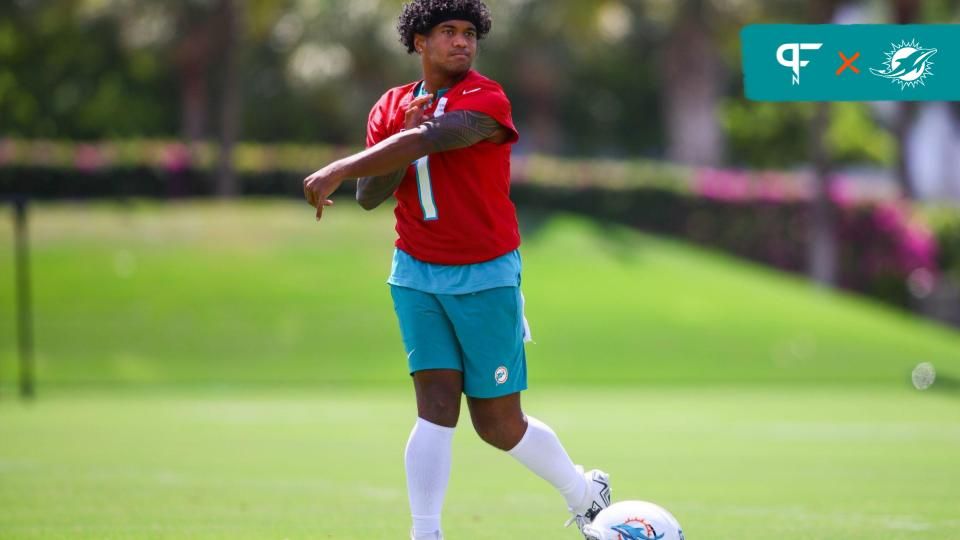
left=405, top=418, right=455, bottom=538
left=507, top=416, right=588, bottom=511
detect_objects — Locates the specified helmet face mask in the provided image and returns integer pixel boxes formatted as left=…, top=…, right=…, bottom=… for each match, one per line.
left=582, top=501, right=684, bottom=540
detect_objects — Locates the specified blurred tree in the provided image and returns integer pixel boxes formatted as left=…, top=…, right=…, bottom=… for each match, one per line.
left=87, top=0, right=288, bottom=195
left=717, top=1, right=903, bottom=170
left=0, top=1, right=178, bottom=139
left=660, top=0, right=724, bottom=166
left=884, top=0, right=960, bottom=201
left=170, top=0, right=226, bottom=143
left=474, top=0, right=604, bottom=154
left=0, top=0, right=918, bottom=183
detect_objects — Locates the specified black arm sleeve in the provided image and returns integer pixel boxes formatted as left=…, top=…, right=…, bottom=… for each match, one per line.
left=356, top=167, right=406, bottom=211
left=354, top=111, right=503, bottom=210
left=418, top=110, right=504, bottom=153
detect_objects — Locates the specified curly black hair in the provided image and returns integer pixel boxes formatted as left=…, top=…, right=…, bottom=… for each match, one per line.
left=397, top=0, right=492, bottom=54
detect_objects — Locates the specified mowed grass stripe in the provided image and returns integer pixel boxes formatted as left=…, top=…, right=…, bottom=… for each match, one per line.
left=0, top=389, right=958, bottom=539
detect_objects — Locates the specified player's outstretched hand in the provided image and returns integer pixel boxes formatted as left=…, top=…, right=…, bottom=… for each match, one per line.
left=303, top=165, right=343, bottom=221
left=404, top=93, right=434, bottom=130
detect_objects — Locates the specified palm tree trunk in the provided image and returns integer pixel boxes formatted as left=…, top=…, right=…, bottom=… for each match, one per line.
left=216, top=0, right=243, bottom=198
left=661, top=0, right=724, bottom=166
left=173, top=13, right=214, bottom=144
left=809, top=102, right=838, bottom=286
left=808, top=0, right=839, bottom=287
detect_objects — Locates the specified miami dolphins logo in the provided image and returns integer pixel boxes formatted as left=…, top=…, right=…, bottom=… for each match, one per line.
left=611, top=517, right=664, bottom=540
left=870, top=39, right=937, bottom=89
left=494, top=366, right=508, bottom=385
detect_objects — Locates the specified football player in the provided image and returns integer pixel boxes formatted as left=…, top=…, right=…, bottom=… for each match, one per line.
left=303, top=2, right=610, bottom=538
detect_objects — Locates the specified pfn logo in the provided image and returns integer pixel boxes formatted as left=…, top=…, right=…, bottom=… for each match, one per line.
left=777, top=42, right=823, bottom=85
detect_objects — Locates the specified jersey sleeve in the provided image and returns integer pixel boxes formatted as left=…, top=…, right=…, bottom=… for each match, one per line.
left=366, top=96, right=390, bottom=148
left=454, top=85, right=520, bottom=145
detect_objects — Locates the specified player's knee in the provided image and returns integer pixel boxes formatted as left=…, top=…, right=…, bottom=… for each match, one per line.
left=413, top=370, right=463, bottom=427
left=418, top=399, right=460, bottom=427
left=473, top=416, right=524, bottom=451
left=475, top=426, right=508, bottom=450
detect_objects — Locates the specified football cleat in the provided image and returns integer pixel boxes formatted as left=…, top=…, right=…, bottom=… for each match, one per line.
left=565, top=466, right=612, bottom=537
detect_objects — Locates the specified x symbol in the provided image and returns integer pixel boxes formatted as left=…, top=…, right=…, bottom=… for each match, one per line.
left=836, top=51, right=860, bottom=75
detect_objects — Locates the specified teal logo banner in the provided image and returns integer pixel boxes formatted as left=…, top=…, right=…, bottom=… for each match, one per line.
left=742, top=25, right=960, bottom=101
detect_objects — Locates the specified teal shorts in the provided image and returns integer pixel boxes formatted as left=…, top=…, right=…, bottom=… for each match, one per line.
left=390, top=285, right=528, bottom=398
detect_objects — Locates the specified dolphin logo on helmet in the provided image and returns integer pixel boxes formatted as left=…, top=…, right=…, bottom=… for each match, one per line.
left=582, top=500, right=683, bottom=540
left=611, top=522, right=665, bottom=540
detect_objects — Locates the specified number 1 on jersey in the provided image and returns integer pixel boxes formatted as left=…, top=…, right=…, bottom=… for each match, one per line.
left=415, top=156, right=438, bottom=221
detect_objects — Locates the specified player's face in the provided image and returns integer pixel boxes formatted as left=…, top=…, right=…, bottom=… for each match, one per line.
left=417, top=20, right=477, bottom=76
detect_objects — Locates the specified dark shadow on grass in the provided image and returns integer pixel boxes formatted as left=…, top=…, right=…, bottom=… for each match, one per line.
left=516, top=206, right=554, bottom=241
left=517, top=206, right=647, bottom=266
left=589, top=219, right=645, bottom=265
left=925, top=374, right=960, bottom=397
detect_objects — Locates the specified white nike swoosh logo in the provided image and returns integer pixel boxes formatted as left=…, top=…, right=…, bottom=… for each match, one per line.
left=463, top=88, right=482, bottom=95
left=407, top=349, right=416, bottom=359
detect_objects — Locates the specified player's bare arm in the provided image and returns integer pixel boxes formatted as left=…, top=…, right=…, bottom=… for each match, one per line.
left=308, top=109, right=508, bottom=218
left=355, top=110, right=508, bottom=210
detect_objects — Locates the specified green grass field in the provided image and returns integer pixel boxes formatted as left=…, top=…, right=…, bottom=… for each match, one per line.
left=1, top=201, right=959, bottom=539
left=2, top=388, right=959, bottom=539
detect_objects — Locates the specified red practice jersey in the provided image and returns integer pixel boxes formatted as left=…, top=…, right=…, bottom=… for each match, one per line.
left=366, top=70, right=521, bottom=265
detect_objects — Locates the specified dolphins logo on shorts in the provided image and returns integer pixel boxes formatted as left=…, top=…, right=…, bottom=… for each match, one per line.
left=494, top=366, right=509, bottom=385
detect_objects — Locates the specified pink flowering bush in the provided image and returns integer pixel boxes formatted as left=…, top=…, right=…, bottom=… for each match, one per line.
left=688, top=167, right=940, bottom=305
left=0, top=137, right=950, bottom=312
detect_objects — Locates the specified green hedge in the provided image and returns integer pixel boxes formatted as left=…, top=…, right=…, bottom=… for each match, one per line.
left=924, top=207, right=960, bottom=282
left=0, top=138, right=955, bottom=325
left=511, top=184, right=942, bottom=310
